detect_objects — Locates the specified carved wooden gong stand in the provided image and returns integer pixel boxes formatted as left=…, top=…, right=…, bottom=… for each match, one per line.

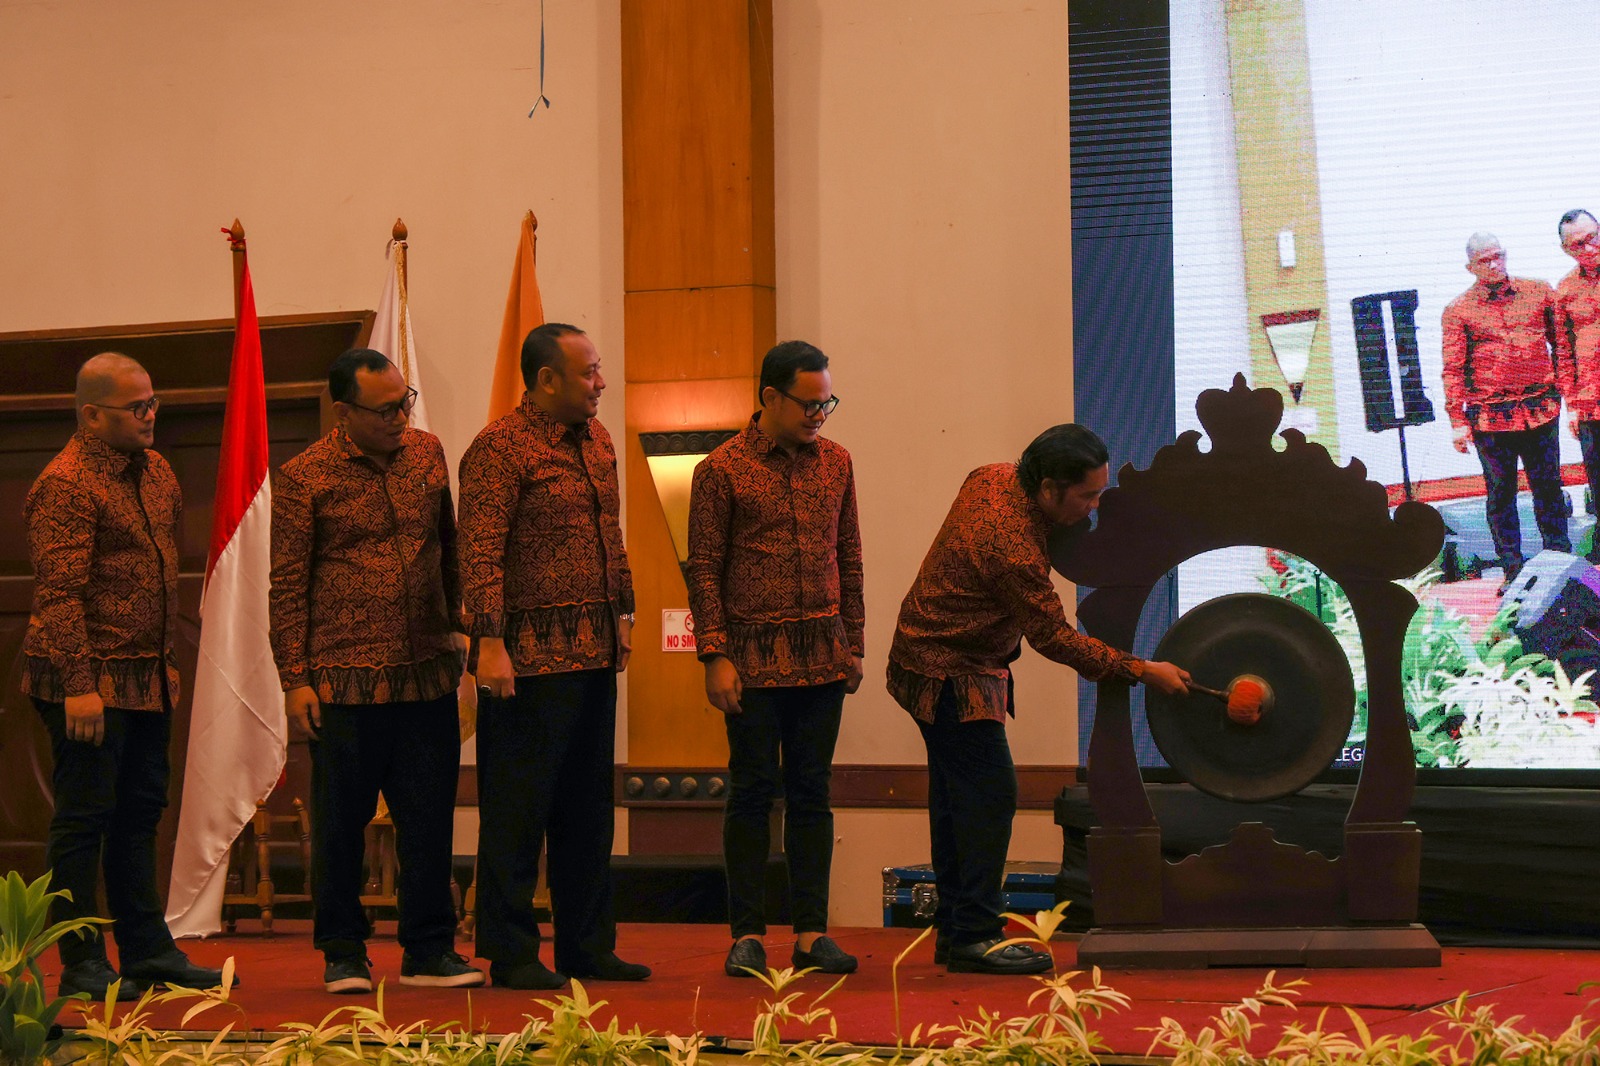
left=1054, top=377, right=1444, bottom=967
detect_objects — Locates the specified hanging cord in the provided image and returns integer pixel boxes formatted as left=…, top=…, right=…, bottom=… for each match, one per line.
left=527, top=0, right=551, bottom=115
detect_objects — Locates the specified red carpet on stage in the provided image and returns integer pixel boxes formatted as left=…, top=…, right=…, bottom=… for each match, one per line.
left=65, top=924, right=1599, bottom=1058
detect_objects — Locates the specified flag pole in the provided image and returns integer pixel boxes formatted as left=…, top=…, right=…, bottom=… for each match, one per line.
left=227, top=218, right=246, bottom=319
left=392, top=218, right=411, bottom=376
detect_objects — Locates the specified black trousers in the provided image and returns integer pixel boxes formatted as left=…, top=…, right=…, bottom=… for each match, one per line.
left=34, top=699, right=177, bottom=967
left=474, top=669, right=617, bottom=971
left=723, top=681, right=846, bottom=938
left=309, top=692, right=461, bottom=960
left=915, top=683, right=1017, bottom=948
left=1473, top=420, right=1571, bottom=572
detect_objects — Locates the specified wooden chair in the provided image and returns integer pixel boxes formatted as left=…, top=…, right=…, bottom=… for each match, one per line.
left=222, top=798, right=312, bottom=933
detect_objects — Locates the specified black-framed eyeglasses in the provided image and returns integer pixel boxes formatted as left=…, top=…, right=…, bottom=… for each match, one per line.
left=93, top=396, right=160, bottom=419
left=775, top=389, right=841, bottom=419
left=346, top=387, right=419, bottom=422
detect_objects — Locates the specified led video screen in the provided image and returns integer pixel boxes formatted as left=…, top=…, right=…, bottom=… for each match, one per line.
left=1165, top=0, right=1600, bottom=774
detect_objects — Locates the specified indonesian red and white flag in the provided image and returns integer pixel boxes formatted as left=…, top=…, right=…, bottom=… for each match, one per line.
left=166, top=232, right=287, bottom=937
left=369, top=233, right=432, bottom=432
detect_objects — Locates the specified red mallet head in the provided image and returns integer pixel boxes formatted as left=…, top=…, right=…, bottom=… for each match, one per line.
left=1225, top=675, right=1270, bottom=725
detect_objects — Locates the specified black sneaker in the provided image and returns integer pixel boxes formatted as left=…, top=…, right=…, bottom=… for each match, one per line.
left=792, top=935, right=858, bottom=974
left=489, top=959, right=566, bottom=990
left=725, top=937, right=766, bottom=978
left=323, top=955, right=373, bottom=995
left=399, top=951, right=485, bottom=988
left=946, top=937, right=1052, bottom=975
left=562, top=953, right=651, bottom=981
left=121, top=948, right=233, bottom=989
left=59, top=958, right=144, bottom=1001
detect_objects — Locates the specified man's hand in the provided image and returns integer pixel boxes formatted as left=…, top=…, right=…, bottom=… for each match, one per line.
left=1142, top=660, right=1192, bottom=696
left=476, top=637, right=516, bottom=699
left=64, top=692, right=105, bottom=746
left=286, top=686, right=321, bottom=740
left=1452, top=424, right=1473, bottom=454
left=844, top=654, right=864, bottom=694
left=616, top=615, right=633, bottom=674
left=705, top=655, right=744, bottom=715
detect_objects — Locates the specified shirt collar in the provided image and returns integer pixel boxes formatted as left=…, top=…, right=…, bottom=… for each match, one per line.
left=1013, top=465, right=1053, bottom=538
left=74, top=428, right=142, bottom=476
left=334, top=426, right=408, bottom=464
left=1479, top=278, right=1520, bottom=302
left=519, top=392, right=591, bottom=443
left=742, top=412, right=815, bottom=459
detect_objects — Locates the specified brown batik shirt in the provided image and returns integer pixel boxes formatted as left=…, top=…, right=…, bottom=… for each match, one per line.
left=1441, top=276, right=1565, bottom=434
left=23, top=430, right=183, bottom=711
left=887, top=463, right=1142, bottom=724
left=457, top=396, right=633, bottom=675
left=685, top=416, right=865, bottom=687
left=1556, top=264, right=1600, bottom=420
left=269, top=427, right=464, bottom=705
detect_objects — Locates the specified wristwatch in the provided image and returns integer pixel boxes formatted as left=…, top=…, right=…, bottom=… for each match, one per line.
left=618, top=613, right=636, bottom=623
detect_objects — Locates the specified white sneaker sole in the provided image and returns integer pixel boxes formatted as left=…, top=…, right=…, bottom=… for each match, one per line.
left=325, top=976, right=373, bottom=994
left=398, top=971, right=486, bottom=988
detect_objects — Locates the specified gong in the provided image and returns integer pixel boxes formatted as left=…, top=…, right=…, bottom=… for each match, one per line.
left=1146, top=593, right=1355, bottom=803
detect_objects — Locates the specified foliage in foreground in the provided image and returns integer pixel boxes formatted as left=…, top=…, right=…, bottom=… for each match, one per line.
left=5, top=899, right=1598, bottom=1065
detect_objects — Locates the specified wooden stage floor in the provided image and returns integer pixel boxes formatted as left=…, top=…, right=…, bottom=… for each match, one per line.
left=59, top=922, right=1600, bottom=1058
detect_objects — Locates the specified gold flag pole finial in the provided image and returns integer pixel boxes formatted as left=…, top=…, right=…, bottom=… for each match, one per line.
left=392, top=217, right=408, bottom=242
left=224, top=219, right=247, bottom=319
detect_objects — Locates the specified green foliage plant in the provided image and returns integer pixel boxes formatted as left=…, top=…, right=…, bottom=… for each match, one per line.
left=0, top=869, right=108, bottom=1066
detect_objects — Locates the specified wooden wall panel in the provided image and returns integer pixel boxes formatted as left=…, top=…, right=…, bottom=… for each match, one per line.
left=624, top=287, right=775, bottom=383
left=621, top=0, right=776, bottom=292
left=622, top=0, right=777, bottom=846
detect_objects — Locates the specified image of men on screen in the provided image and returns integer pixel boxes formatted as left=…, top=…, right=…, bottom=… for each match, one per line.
left=1441, top=232, right=1571, bottom=590
left=1556, top=208, right=1600, bottom=557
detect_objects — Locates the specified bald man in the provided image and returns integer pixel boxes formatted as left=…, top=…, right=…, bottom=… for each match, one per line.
left=1441, top=233, right=1571, bottom=591
left=25, top=353, right=228, bottom=999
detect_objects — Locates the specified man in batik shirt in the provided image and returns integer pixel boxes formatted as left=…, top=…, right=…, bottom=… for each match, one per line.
left=888, top=424, right=1189, bottom=975
left=687, top=340, right=864, bottom=979
left=1442, top=232, right=1571, bottom=587
left=1555, top=209, right=1600, bottom=560
left=458, top=323, right=648, bottom=990
left=270, top=349, right=479, bottom=995
left=26, top=352, right=228, bottom=999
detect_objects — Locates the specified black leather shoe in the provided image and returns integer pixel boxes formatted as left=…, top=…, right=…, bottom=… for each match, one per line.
left=946, top=937, right=1052, bottom=975
left=792, top=935, right=858, bottom=974
left=59, top=958, right=144, bottom=1001
left=724, top=937, right=766, bottom=978
left=563, top=953, right=651, bottom=981
left=490, top=959, right=567, bottom=990
left=933, top=932, right=951, bottom=966
left=121, top=949, right=233, bottom=989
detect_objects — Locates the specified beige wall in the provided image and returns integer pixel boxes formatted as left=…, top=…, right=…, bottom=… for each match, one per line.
left=774, top=1, right=1079, bottom=765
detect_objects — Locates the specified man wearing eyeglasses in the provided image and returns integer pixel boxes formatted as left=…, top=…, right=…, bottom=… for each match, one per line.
left=25, top=352, right=228, bottom=999
left=1555, top=209, right=1600, bottom=560
left=458, top=322, right=647, bottom=989
left=686, top=340, right=865, bottom=978
left=887, top=425, right=1191, bottom=975
left=1442, top=232, right=1571, bottom=591
left=268, top=349, right=480, bottom=994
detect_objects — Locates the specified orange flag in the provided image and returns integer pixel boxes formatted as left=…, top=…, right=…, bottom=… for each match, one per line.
left=486, top=210, right=546, bottom=421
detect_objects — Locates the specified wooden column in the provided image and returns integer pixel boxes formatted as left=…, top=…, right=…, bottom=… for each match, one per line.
left=1225, top=0, right=1341, bottom=455
left=621, top=0, right=776, bottom=851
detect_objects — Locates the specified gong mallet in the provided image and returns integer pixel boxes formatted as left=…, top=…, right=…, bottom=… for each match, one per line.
left=1186, top=674, right=1273, bottom=725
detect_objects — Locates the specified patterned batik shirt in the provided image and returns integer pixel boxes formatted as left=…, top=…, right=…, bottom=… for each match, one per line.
left=23, top=430, right=182, bottom=711
left=457, top=396, right=634, bottom=675
left=886, top=463, right=1142, bottom=724
left=685, top=416, right=865, bottom=687
left=1441, top=276, right=1564, bottom=434
left=269, top=427, right=464, bottom=705
left=1556, top=264, right=1600, bottom=420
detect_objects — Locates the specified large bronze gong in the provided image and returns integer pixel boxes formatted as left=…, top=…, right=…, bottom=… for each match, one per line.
left=1053, top=376, right=1445, bottom=968
left=1146, top=593, right=1354, bottom=803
